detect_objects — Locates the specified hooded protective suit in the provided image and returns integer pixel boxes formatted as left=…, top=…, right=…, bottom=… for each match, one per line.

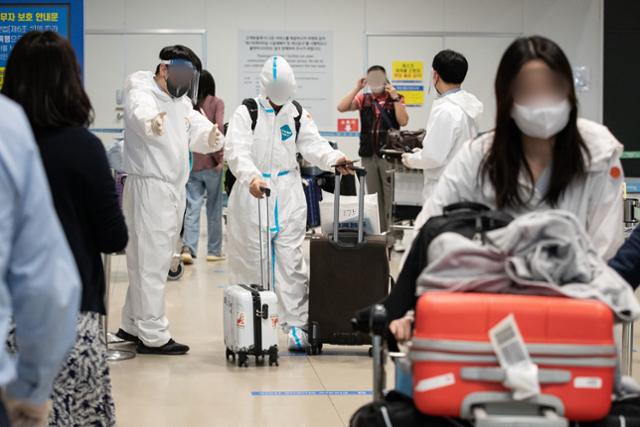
left=225, top=57, right=345, bottom=333
left=403, top=89, right=483, bottom=202
left=121, top=70, right=222, bottom=347
left=412, top=118, right=625, bottom=261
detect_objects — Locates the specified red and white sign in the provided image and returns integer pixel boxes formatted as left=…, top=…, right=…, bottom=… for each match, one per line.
left=337, top=118, right=359, bottom=132
left=236, top=312, right=246, bottom=329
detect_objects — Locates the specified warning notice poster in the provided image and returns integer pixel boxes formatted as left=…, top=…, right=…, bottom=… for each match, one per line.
left=238, top=30, right=333, bottom=127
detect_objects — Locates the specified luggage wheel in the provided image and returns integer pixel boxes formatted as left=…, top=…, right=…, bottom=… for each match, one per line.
left=268, top=347, right=279, bottom=367
left=225, top=348, right=236, bottom=362
left=368, top=346, right=373, bottom=357
left=306, top=342, right=323, bottom=356
left=167, top=261, right=184, bottom=281
left=237, top=351, right=249, bottom=368
left=306, top=322, right=322, bottom=355
left=255, top=354, right=265, bottom=365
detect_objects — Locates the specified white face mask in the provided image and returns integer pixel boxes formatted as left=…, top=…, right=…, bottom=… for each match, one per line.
left=511, top=99, right=571, bottom=139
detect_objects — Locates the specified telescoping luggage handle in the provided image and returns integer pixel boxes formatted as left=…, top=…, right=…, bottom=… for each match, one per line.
left=257, top=186, right=272, bottom=291
left=370, top=304, right=388, bottom=402
left=332, top=167, right=367, bottom=244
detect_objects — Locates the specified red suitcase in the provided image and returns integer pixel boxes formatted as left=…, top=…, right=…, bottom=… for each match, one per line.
left=410, top=293, right=616, bottom=422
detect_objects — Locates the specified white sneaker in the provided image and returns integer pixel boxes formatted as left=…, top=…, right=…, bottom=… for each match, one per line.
left=287, top=327, right=309, bottom=352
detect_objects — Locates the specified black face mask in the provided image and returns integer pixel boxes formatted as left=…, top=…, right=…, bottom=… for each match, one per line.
left=166, top=77, right=190, bottom=98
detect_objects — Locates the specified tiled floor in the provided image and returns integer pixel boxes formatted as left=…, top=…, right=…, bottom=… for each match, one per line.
left=107, top=235, right=395, bottom=427
left=106, top=226, right=640, bottom=427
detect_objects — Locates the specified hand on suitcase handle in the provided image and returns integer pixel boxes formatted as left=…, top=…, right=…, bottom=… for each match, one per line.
left=332, top=158, right=363, bottom=177
left=259, top=186, right=271, bottom=197
left=249, top=177, right=270, bottom=199
left=389, top=311, right=414, bottom=343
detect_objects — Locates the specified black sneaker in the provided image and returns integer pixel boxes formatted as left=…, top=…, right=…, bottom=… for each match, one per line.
left=136, top=339, right=190, bottom=355
left=115, top=328, right=139, bottom=343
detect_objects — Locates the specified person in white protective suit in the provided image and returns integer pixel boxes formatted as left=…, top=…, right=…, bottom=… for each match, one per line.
left=225, top=56, right=353, bottom=351
left=116, top=45, right=224, bottom=355
left=389, top=36, right=625, bottom=343
left=402, top=50, right=483, bottom=203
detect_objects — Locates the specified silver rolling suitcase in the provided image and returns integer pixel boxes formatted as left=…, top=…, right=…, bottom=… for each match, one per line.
left=223, top=188, right=279, bottom=367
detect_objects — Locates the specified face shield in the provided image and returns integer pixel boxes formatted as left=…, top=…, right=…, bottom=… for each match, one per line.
left=161, top=59, right=200, bottom=104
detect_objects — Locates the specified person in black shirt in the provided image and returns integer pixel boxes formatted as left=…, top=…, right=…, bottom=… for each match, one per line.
left=2, top=31, right=128, bottom=426
left=338, top=65, right=409, bottom=231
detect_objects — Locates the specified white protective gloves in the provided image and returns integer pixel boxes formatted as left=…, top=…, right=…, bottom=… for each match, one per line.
left=401, top=148, right=422, bottom=169
left=209, top=123, right=224, bottom=150
left=150, top=112, right=167, bottom=136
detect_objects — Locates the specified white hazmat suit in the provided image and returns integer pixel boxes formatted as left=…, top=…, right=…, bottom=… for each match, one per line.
left=412, top=118, right=625, bottom=261
left=121, top=70, right=222, bottom=347
left=403, top=89, right=483, bottom=202
left=225, top=57, right=346, bottom=346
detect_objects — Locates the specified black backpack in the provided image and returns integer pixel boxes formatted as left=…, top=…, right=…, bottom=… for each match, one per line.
left=224, top=98, right=303, bottom=195
left=350, top=390, right=472, bottom=427
left=353, top=202, right=513, bottom=348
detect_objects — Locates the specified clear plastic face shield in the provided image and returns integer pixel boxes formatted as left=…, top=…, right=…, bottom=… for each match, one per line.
left=160, top=59, right=200, bottom=104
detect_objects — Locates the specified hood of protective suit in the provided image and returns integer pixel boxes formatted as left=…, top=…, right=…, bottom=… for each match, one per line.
left=577, top=118, right=624, bottom=172
left=260, top=56, right=297, bottom=106
left=441, top=89, right=484, bottom=121
left=126, top=70, right=172, bottom=102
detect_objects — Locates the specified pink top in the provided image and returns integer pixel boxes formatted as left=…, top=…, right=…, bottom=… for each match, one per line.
left=192, top=95, right=225, bottom=172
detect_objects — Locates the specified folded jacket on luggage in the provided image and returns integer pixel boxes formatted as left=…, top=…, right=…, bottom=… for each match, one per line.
left=417, top=210, right=640, bottom=322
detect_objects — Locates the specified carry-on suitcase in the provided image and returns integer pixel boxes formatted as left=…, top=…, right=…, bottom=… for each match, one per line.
left=307, top=168, right=390, bottom=354
left=302, top=175, right=322, bottom=229
left=223, top=188, right=279, bottom=367
left=410, top=293, right=616, bottom=423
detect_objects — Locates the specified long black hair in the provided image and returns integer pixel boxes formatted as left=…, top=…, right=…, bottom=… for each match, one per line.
left=480, top=35, right=589, bottom=209
left=155, top=44, right=202, bottom=74
left=2, top=31, right=93, bottom=129
left=196, top=69, right=216, bottom=109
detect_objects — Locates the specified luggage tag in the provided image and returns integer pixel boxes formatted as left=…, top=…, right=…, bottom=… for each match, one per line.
left=489, top=314, right=541, bottom=400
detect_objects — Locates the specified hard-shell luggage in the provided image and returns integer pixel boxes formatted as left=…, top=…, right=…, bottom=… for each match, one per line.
left=307, top=168, right=390, bottom=354
left=353, top=203, right=513, bottom=348
left=411, top=293, right=617, bottom=423
left=223, top=188, right=279, bottom=367
left=302, top=175, right=322, bottom=229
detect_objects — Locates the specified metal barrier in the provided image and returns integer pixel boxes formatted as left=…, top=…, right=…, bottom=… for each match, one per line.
left=621, top=197, right=639, bottom=376
left=622, top=322, right=634, bottom=376
left=102, top=254, right=135, bottom=362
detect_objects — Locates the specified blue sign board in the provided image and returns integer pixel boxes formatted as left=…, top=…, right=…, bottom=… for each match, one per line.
left=0, top=0, right=83, bottom=87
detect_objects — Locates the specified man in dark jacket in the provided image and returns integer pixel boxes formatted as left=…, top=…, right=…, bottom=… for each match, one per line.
left=610, top=227, right=640, bottom=289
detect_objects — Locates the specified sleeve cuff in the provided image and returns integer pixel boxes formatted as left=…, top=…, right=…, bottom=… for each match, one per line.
left=6, top=375, right=52, bottom=406
left=323, top=151, right=344, bottom=172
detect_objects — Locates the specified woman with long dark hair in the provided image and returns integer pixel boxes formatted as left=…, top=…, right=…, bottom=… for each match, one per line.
left=388, top=36, right=625, bottom=342
left=2, top=31, right=128, bottom=425
left=414, top=35, right=623, bottom=259
left=181, top=69, right=226, bottom=264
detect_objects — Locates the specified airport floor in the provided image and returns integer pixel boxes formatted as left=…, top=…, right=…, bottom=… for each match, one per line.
left=106, top=224, right=397, bottom=427
left=105, top=220, right=640, bottom=427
